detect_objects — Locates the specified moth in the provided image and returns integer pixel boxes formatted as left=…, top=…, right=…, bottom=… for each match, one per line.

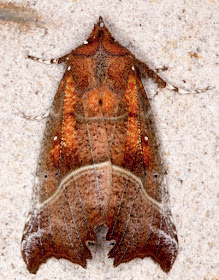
left=22, top=17, right=178, bottom=274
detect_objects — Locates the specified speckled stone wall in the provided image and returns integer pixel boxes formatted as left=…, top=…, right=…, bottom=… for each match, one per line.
left=0, top=1, right=218, bottom=279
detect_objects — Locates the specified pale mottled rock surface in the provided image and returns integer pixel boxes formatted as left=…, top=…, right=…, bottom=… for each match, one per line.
left=0, top=0, right=218, bottom=279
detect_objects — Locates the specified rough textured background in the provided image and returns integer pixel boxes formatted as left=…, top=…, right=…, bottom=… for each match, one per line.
left=0, top=0, right=218, bottom=279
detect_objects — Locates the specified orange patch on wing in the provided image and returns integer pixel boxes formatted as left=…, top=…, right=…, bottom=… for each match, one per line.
left=50, top=142, right=61, bottom=167
left=83, top=89, right=101, bottom=117
left=61, top=75, right=77, bottom=153
left=124, top=74, right=141, bottom=155
left=83, top=88, right=118, bottom=118
left=101, top=89, right=117, bottom=117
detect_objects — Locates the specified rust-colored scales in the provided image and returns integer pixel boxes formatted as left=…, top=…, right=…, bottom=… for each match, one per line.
left=22, top=17, right=178, bottom=274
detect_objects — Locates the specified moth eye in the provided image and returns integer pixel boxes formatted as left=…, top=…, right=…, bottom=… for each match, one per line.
left=44, top=174, right=48, bottom=179
left=154, top=174, right=158, bottom=178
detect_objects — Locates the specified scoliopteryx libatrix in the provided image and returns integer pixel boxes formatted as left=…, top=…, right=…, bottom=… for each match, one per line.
left=21, top=17, right=178, bottom=274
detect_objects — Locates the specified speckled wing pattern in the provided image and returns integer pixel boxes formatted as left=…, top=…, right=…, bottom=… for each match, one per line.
left=21, top=17, right=178, bottom=274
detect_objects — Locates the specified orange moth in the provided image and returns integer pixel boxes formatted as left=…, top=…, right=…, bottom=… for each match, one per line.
left=22, top=17, right=178, bottom=274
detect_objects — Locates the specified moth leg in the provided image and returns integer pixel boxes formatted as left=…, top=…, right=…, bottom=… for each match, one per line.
left=135, top=58, right=213, bottom=95
left=21, top=110, right=49, bottom=121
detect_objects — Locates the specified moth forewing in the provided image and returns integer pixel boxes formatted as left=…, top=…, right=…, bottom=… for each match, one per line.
left=22, top=16, right=178, bottom=274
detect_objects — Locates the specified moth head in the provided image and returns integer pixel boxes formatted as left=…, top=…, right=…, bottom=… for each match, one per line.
left=87, top=16, right=114, bottom=43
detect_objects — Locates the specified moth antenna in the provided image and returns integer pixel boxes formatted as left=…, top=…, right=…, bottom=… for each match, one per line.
left=27, top=55, right=62, bottom=65
left=134, top=58, right=166, bottom=88
left=166, top=84, right=213, bottom=95
left=27, top=54, right=70, bottom=64
left=135, top=58, right=213, bottom=95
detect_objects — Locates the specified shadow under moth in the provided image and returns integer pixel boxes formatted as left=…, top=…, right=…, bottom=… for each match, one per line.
left=21, top=17, right=178, bottom=274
